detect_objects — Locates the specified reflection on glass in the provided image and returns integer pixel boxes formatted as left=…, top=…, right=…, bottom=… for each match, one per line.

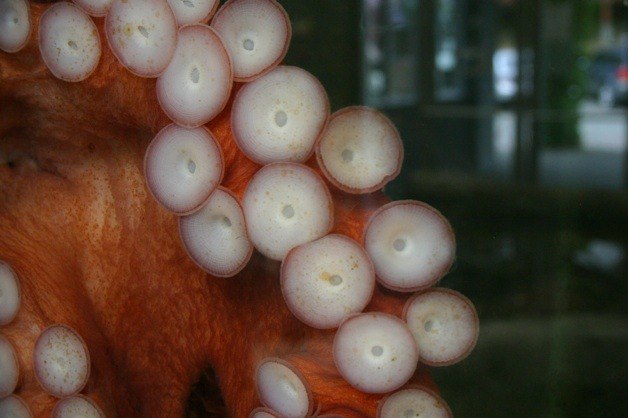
left=362, top=0, right=419, bottom=107
left=434, top=0, right=465, bottom=101
left=493, top=47, right=518, bottom=100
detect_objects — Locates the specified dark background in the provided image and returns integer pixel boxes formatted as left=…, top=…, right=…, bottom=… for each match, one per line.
left=281, top=1, right=627, bottom=416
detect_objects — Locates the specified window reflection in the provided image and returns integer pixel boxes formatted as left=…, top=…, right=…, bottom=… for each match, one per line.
left=362, top=0, right=419, bottom=106
left=493, top=46, right=518, bottom=100
left=361, top=0, right=627, bottom=189
left=434, top=0, right=466, bottom=101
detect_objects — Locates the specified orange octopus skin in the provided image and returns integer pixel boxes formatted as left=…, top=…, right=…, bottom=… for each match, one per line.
left=0, top=3, right=437, bottom=417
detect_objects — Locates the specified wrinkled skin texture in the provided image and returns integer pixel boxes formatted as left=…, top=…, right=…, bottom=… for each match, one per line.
left=0, top=3, right=436, bottom=417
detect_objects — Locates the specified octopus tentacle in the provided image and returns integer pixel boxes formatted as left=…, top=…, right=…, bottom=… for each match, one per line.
left=0, top=1, right=479, bottom=416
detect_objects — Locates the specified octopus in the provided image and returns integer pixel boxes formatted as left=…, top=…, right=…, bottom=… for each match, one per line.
left=0, top=0, right=478, bottom=416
